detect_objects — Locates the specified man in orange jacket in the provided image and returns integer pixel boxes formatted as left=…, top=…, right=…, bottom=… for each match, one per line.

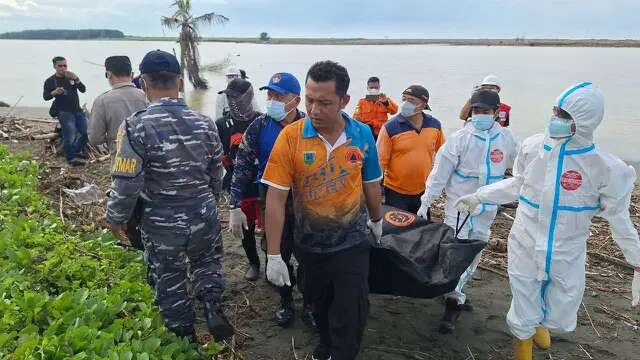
left=353, top=76, right=398, bottom=139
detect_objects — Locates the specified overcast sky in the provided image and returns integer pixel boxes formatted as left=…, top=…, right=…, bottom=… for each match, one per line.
left=1, top=0, right=639, bottom=39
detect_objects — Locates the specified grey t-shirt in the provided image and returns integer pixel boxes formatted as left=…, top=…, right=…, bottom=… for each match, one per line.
left=89, top=83, right=147, bottom=154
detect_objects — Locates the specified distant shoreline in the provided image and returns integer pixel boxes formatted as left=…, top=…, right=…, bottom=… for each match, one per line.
left=110, top=37, right=640, bottom=48
left=2, top=36, right=640, bottom=48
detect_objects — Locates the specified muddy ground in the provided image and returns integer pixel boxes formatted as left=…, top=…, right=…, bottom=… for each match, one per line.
left=1, top=118, right=639, bottom=360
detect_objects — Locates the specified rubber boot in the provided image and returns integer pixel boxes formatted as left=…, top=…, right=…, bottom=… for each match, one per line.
left=533, top=326, right=551, bottom=350
left=203, top=301, right=234, bottom=341
left=514, top=338, right=533, bottom=360
left=438, top=297, right=462, bottom=334
left=170, top=325, right=196, bottom=342
left=244, top=264, right=260, bottom=281
left=460, top=299, right=474, bottom=312
left=275, top=300, right=295, bottom=327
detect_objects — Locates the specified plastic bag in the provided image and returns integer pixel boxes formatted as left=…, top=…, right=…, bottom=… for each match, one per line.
left=62, top=183, right=103, bottom=205
left=369, top=206, right=486, bottom=299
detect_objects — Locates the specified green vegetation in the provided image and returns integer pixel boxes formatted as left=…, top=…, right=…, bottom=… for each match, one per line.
left=0, top=146, right=220, bottom=359
left=0, top=29, right=124, bottom=40
left=259, top=32, right=270, bottom=42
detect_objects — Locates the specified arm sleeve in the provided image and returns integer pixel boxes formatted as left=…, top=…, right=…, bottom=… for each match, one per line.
left=599, top=162, right=640, bottom=267
left=423, top=140, right=458, bottom=203
left=230, top=120, right=260, bottom=207
left=361, top=125, right=383, bottom=182
left=88, top=97, right=107, bottom=146
left=386, top=98, right=398, bottom=115
left=435, top=128, right=446, bottom=153
left=106, top=120, right=145, bottom=225
left=352, top=99, right=363, bottom=121
left=261, top=128, right=294, bottom=190
left=376, top=125, right=392, bottom=176
left=459, top=98, right=472, bottom=121
left=215, top=94, right=226, bottom=121
left=207, top=119, right=225, bottom=199
left=77, top=81, right=86, bottom=93
left=476, top=140, right=529, bottom=204
left=43, top=78, right=54, bottom=101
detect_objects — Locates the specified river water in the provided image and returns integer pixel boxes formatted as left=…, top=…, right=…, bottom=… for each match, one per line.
left=1, top=39, right=638, bottom=161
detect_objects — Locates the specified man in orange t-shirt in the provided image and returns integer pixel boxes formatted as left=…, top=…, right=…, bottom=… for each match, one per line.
left=352, top=76, right=398, bottom=139
left=377, top=85, right=445, bottom=214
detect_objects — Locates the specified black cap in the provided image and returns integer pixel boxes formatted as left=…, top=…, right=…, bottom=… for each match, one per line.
left=402, top=85, right=431, bottom=110
left=105, top=56, right=131, bottom=72
left=470, top=89, right=501, bottom=109
left=139, top=50, right=181, bottom=75
left=218, top=78, right=252, bottom=96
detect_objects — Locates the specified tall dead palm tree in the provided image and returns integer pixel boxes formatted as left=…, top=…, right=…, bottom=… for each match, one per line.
left=161, top=0, right=229, bottom=89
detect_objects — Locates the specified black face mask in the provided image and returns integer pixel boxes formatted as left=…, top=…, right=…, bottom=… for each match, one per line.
left=228, top=85, right=255, bottom=122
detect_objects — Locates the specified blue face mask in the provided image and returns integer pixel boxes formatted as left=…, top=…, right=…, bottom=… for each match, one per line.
left=548, top=115, right=574, bottom=138
left=400, top=101, right=417, bottom=117
left=265, top=99, right=294, bottom=121
left=471, top=114, right=495, bottom=131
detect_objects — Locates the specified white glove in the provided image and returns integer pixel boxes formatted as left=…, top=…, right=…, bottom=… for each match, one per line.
left=417, top=200, right=431, bottom=219
left=632, top=269, right=640, bottom=307
left=229, top=208, right=248, bottom=239
left=455, top=194, right=481, bottom=213
left=266, top=254, right=291, bottom=287
left=367, top=218, right=383, bottom=243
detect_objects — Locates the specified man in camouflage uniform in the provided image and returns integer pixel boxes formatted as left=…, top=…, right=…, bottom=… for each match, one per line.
left=106, top=50, right=233, bottom=341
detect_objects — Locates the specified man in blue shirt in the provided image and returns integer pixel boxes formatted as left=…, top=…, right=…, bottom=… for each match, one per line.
left=228, top=72, right=316, bottom=328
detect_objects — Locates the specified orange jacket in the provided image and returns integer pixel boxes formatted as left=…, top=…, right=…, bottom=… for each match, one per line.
left=352, top=96, right=398, bottom=136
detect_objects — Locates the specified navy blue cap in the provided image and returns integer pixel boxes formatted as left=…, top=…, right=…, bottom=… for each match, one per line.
left=139, top=50, right=181, bottom=75
left=259, top=72, right=301, bottom=96
left=470, top=89, right=500, bottom=109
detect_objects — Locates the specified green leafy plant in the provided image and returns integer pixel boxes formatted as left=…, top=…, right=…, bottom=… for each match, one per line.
left=0, top=146, right=219, bottom=359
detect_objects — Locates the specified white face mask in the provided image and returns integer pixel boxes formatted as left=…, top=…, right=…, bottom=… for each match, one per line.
left=367, top=88, right=380, bottom=96
left=400, top=101, right=417, bottom=117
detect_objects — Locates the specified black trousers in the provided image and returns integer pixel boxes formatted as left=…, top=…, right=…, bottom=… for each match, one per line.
left=259, top=184, right=299, bottom=303
left=384, top=186, right=423, bottom=214
left=300, top=242, right=371, bottom=360
left=241, top=222, right=259, bottom=267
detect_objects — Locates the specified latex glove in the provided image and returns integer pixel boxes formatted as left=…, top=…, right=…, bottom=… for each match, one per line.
left=266, top=254, right=291, bottom=287
left=367, top=218, right=383, bottom=243
left=417, top=200, right=431, bottom=219
left=632, top=269, right=640, bottom=307
left=229, top=208, right=248, bottom=239
left=455, top=194, right=481, bottom=213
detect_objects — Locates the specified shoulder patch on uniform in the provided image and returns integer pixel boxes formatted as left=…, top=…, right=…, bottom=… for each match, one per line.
left=112, top=122, right=144, bottom=178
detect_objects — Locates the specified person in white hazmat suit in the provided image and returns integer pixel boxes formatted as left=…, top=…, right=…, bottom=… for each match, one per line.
left=456, top=82, right=640, bottom=360
left=416, top=89, right=519, bottom=333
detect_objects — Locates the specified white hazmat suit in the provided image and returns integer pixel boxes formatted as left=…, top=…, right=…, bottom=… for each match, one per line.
left=421, top=120, right=519, bottom=304
left=467, top=82, right=640, bottom=339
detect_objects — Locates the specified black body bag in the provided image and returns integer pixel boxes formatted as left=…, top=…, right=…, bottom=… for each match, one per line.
left=369, top=206, right=486, bottom=298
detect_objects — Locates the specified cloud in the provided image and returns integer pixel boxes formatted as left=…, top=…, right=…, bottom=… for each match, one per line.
left=0, top=0, right=38, bottom=12
left=0, top=0, right=638, bottom=38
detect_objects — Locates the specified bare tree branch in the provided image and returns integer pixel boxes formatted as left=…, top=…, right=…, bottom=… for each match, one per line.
left=161, top=16, right=181, bottom=29
left=193, top=12, right=229, bottom=26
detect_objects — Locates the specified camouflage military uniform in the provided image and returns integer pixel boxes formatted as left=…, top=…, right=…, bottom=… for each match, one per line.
left=107, top=97, right=225, bottom=330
